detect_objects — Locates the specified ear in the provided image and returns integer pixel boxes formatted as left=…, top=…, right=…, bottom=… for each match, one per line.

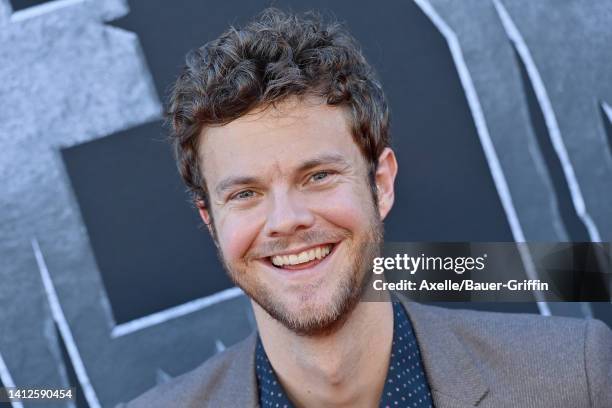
left=196, top=199, right=213, bottom=233
left=375, top=147, right=398, bottom=220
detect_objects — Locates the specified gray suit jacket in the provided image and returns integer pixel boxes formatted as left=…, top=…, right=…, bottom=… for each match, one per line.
left=119, top=299, right=612, bottom=407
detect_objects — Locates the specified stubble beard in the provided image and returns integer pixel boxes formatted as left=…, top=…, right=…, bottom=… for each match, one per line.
left=218, top=210, right=384, bottom=337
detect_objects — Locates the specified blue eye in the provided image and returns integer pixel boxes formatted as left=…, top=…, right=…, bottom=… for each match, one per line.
left=232, top=190, right=255, bottom=200
left=311, top=171, right=329, bottom=182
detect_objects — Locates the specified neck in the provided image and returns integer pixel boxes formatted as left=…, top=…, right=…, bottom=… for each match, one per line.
left=253, top=297, right=394, bottom=408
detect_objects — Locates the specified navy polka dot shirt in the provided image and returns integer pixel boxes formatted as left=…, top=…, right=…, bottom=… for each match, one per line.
left=255, top=301, right=434, bottom=407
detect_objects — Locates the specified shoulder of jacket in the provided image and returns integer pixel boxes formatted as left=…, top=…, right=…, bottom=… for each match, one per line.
left=397, top=300, right=611, bottom=405
left=402, top=300, right=599, bottom=362
left=406, top=300, right=590, bottom=335
left=118, top=332, right=257, bottom=408
left=584, top=318, right=612, bottom=407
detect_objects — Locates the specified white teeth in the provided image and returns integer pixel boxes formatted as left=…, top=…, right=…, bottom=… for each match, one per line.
left=271, top=245, right=332, bottom=267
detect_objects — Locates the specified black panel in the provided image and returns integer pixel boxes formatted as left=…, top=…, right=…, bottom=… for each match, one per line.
left=10, top=0, right=54, bottom=12
left=61, top=121, right=232, bottom=323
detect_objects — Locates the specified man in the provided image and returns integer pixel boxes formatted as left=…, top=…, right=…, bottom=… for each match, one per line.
left=121, top=8, right=611, bottom=408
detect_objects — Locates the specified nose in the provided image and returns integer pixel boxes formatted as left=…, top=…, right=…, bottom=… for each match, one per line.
left=264, top=189, right=315, bottom=237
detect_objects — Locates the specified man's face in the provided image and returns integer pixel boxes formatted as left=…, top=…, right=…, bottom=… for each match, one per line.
left=198, top=97, right=396, bottom=335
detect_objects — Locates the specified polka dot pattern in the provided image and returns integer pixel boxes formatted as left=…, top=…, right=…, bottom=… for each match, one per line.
left=255, top=339, right=293, bottom=408
left=254, top=301, right=434, bottom=408
left=378, top=301, right=433, bottom=408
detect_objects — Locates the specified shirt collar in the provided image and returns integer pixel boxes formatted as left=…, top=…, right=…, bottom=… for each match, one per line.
left=254, top=301, right=434, bottom=407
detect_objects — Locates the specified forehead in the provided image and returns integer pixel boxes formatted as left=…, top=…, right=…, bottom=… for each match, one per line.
left=199, top=97, right=364, bottom=185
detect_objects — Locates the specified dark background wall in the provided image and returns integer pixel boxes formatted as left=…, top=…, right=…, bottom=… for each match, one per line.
left=1, top=0, right=611, bottom=407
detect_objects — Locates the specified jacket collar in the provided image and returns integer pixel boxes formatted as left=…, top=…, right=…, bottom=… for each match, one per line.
left=400, top=298, right=489, bottom=407
left=239, top=298, right=490, bottom=407
left=216, top=331, right=259, bottom=406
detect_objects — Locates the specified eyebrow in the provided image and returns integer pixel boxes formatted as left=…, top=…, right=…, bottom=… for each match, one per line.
left=215, top=176, right=263, bottom=196
left=295, top=153, right=351, bottom=173
left=214, top=153, right=351, bottom=196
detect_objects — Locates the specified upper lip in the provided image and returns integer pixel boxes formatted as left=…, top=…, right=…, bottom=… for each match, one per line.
left=262, top=242, right=336, bottom=259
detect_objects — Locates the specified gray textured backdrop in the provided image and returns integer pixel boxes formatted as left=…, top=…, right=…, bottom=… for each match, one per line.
left=0, top=0, right=611, bottom=407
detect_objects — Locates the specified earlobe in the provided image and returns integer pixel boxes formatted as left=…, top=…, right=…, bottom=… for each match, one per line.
left=196, top=199, right=220, bottom=247
left=375, top=148, right=398, bottom=220
left=196, top=200, right=212, bottom=226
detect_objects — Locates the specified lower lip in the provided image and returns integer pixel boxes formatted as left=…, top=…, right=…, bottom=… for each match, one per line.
left=267, top=244, right=338, bottom=277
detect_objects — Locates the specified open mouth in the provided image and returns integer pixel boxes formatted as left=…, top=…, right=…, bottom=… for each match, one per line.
left=267, top=243, right=336, bottom=271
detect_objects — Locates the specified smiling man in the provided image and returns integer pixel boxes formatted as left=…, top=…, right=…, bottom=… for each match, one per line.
left=199, top=97, right=391, bottom=339
left=120, top=8, right=611, bottom=408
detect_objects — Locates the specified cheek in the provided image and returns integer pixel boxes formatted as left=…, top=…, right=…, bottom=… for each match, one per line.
left=216, top=212, right=262, bottom=262
left=310, top=185, right=374, bottom=231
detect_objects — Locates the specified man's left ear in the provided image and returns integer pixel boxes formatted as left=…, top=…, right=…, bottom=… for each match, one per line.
left=375, top=147, right=398, bottom=220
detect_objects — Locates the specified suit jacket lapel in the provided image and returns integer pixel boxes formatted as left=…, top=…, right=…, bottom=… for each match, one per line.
left=236, top=300, right=489, bottom=408
left=215, top=332, right=259, bottom=407
left=400, top=298, right=489, bottom=408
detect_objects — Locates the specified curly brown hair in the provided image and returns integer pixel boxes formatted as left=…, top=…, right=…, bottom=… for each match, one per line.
left=167, top=8, right=390, bottom=207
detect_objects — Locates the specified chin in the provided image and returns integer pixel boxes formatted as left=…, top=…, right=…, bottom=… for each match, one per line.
left=290, top=291, right=333, bottom=316
left=268, top=282, right=358, bottom=336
